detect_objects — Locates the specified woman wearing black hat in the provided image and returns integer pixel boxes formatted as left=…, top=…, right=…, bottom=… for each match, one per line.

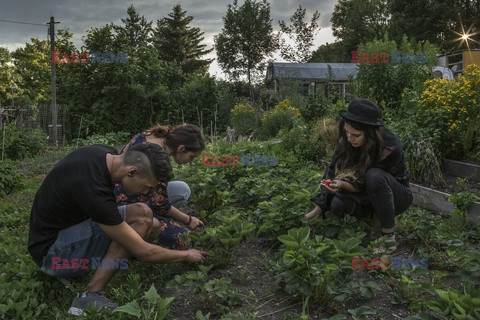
left=304, top=99, right=413, bottom=253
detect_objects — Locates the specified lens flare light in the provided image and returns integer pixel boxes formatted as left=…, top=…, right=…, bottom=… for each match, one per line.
left=452, top=23, right=479, bottom=49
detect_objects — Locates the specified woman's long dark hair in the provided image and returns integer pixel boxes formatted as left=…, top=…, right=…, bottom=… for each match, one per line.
left=145, top=124, right=205, bottom=155
left=334, top=119, right=384, bottom=180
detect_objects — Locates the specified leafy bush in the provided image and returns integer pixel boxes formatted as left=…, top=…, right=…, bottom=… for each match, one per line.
left=261, top=98, right=301, bottom=138
left=270, top=97, right=301, bottom=116
left=312, top=117, right=339, bottom=153
left=0, top=160, right=24, bottom=197
left=385, top=111, right=444, bottom=186
left=0, top=123, right=47, bottom=160
left=72, top=131, right=132, bottom=150
left=416, top=64, right=480, bottom=160
left=271, top=225, right=370, bottom=306
left=354, top=34, right=438, bottom=109
left=229, top=103, right=258, bottom=136
left=276, top=124, right=326, bottom=163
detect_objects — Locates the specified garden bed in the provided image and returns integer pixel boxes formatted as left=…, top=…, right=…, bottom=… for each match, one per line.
left=410, top=183, right=480, bottom=225
left=409, top=159, right=480, bottom=225
left=442, top=159, right=480, bottom=182
left=2, top=144, right=480, bottom=320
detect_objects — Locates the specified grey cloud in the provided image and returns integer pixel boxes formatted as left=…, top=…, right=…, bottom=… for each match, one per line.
left=0, top=0, right=338, bottom=74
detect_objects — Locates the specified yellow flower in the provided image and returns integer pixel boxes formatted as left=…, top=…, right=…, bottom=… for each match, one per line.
left=231, top=103, right=255, bottom=116
left=272, top=98, right=301, bottom=117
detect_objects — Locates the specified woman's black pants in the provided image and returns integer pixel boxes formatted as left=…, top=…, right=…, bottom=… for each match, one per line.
left=330, top=168, right=413, bottom=228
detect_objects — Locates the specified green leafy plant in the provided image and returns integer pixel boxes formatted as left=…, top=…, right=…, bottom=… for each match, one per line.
left=167, top=265, right=212, bottom=288
left=276, top=124, right=326, bottom=163
left=189, top=213, right=254, bottom=250
left=202, top=278, right=243, bottom=313
left=113, top=284, right=174, bottom=319
left=347, top=306, right=377, bottom=320
left=450, top=191, right=480, bottom=212
left=261, top=106, right=300, bottom=138
left=0, top=122, right=47, bottom=160
left=426, top=284, right=480, bottom=319
left=390, top=275, right=435, bottom=311
left=0, top=160, right=24, bottom=197
left=72, top=131, right=131, bottom=149
left=230, top=103, right=258, bottom=136
left=271, top=226, right=367, bottom=308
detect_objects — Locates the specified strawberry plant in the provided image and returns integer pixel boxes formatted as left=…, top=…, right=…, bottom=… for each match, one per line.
left=426, top=284, right=480, bottom=319
left=189, top=213, right=254, bottom=249
left=113, top=284, right=174, bottom=319
left=271, top=227, right=368, bottom=308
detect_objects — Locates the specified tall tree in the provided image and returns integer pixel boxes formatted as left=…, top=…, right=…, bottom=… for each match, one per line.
left=0, top=47, right=20, bottom=107
left=331, top=0, right=389, bottom=59
left=113, top=5, right=153, bottom=53
left=451, top=0, right=480, bottom=50
left=309, top=42, right=349, bottom=63
left=388, top=0, right=453, bottom=50
left=153, top=4, right=213, bottom=74
left=12, top=38, right=50, bottom=105
left=215, top=0, right=278, bottom=89
left=278, top=5, right=321, bottom=62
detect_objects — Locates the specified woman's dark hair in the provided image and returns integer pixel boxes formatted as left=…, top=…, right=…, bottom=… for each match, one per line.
left=145, top=124, right=205, bottom=154
left=334, top=119, right=384, bottom=180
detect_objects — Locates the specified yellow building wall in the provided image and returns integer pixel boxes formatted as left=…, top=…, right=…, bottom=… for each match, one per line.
left=463, top=51, right=480, bottom=67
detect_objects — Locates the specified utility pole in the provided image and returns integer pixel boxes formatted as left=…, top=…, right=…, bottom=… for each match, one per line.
left=47, top=16, right=60, bottom=148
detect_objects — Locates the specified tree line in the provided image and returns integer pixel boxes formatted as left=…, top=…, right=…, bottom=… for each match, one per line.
left=0, top=0, right=478, bottom=137
left=312, top=0, right=479, bottom=62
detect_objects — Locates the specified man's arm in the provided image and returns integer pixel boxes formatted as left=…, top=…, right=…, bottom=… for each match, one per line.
left=164, top=206, right=204, bottom=229
left=98, top=222, right=206, bottom=263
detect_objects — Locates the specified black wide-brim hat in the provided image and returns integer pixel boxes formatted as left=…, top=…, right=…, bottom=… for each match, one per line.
left=338, top=99, right=384, bottom=126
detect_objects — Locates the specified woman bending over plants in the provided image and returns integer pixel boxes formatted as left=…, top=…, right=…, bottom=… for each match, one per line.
left=304, top=99, right=413, bottom=253
left=114, top=123, right=205, bottom=249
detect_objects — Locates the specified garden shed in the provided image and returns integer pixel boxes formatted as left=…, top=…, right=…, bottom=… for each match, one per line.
left=436, top=49, right=480, bottom=78
left=265, top=62, right=359, bottom=100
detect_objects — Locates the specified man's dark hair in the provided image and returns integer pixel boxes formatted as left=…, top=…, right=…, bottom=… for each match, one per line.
left=123, top=143, right=173, bottom=182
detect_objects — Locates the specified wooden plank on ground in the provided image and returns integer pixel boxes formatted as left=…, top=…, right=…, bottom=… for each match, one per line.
left=443, top=159, right=480, bottom=182
left=410, top=183, right=480, bottom=226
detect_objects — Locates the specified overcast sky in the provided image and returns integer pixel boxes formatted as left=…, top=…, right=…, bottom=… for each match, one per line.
left=0, top=0, right=338, bottom=78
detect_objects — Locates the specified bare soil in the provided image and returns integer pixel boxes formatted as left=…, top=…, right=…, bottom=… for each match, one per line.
left=159, top=232, right=442, bottom=320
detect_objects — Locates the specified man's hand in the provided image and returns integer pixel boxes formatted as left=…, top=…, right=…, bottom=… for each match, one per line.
left=185, top=249, right=209, bottom=263
left=188, top=216, right=204, bottom=229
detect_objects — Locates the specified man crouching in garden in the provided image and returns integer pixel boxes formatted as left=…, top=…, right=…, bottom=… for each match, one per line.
left=28, top=143, right=208, bottom=316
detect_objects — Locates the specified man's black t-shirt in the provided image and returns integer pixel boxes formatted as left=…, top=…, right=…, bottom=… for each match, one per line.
left=28, top=145, right=124, bottom=265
